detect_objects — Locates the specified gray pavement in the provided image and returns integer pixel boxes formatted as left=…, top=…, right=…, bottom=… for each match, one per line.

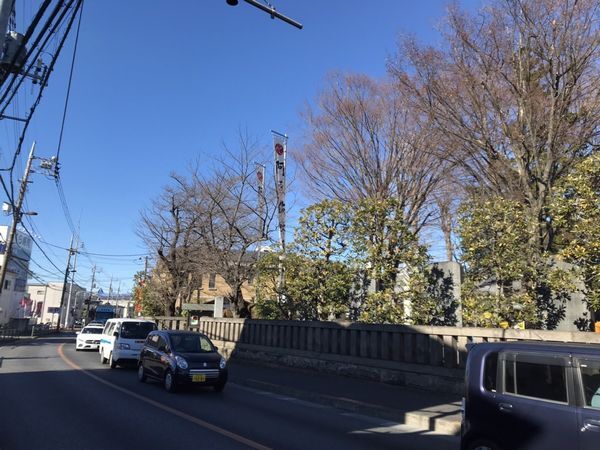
left=228, top=359, right=463, bottom=435
left=0, top=334, right=460, bottom=450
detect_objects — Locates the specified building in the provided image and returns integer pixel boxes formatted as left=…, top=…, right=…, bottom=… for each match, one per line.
left=0, top=226, right=33, bottom=325
left=27, top=282, right=87, bottom=327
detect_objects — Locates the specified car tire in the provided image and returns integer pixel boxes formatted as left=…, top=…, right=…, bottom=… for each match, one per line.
left=99, top=349, right=107, bottom=364
left=75, top=347, right=80, bottom=351
left=109, top=352, right=118, bottom=369
left=164, top=370, right=177, bottom=393
left=465, top=438, right=502, bottom=450
left=137, top=363, right=147, bottom=383
left=213, top=382, right=226, bottom=392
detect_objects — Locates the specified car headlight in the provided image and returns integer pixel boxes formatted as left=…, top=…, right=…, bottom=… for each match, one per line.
left=175, top=355, right=188, bottom=370
left=118, top=343, right=130, bottom=350
left=219, top=357, right=227, bottom=369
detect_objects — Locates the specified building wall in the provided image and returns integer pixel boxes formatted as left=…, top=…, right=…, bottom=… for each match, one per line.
left=0, top=271, right=17, bottom=324
left=27, top=283, right=86, bottom=326
left=191, top=273, right=255, bottom=306
left=0, top=226, right=33, bottom=325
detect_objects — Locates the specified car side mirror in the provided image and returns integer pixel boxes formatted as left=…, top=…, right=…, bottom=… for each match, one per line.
left=214, top=346, right=219, bottom=351
left=113, top=331, right=119, bottom=338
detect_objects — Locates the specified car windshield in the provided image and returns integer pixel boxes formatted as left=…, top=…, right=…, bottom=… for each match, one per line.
left=169, top=334, right=214, bottom=353
left=81, top=327, right=103, bottom=334
left=120, top=322, right=156, bottom=339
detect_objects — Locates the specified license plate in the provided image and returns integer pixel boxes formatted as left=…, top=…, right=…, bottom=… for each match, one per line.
left=192, top=374, right=206, bottom=382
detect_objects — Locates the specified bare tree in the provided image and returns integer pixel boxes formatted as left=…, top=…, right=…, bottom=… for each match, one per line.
left=295, top=73, right=448, bottom=233
left=191, top=138, right=277, bottom=318
left=137, top=176, right=203, bottom=316
left=391, top=0, right=600, bottom=254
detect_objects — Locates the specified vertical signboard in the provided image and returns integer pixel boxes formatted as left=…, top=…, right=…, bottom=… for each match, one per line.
left=256, top=163, right=266, bottom=239
left=273, top=132, right=287, bottom=251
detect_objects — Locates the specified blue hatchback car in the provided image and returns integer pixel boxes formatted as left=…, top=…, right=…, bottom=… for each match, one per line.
left=461, top=341, right=600, bottom=450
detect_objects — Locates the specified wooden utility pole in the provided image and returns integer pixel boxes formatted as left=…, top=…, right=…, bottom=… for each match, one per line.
left=0, top=142, right=36, bottom=296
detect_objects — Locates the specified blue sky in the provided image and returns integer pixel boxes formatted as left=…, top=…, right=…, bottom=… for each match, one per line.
left=0, top=0, right=480, bottom=293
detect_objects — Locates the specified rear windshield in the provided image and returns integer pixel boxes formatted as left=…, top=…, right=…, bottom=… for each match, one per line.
left=81, top=327, right=103, bottom=334
left=120, top=322, right=156, bottom=339
left=169, top=334, right=214, bottom=353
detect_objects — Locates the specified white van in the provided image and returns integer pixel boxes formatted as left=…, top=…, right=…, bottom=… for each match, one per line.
left=99, top=318, right=157, bottom=368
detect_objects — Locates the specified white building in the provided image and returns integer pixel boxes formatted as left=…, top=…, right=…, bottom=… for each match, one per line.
left=0, top=226, right=33, bottom=325
left=27, top=282, right=87, bottom=327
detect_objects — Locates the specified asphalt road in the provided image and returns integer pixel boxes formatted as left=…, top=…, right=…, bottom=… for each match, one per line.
left=0, top=335, right=458, bottom=450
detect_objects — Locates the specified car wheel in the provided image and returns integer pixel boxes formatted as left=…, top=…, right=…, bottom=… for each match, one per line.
left=164, top=370, right=176, bottom=393
left=466, top=439, right=502, bottom=450
left=99, top=349, right=107, bottom=364
left=137, top=363, right=147, bottom=383
left=109, top=352, right=118, bottom=369
left=213, top=382, right=226, bottom=392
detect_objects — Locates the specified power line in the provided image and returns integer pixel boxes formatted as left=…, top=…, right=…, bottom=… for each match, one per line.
left=55, top=0, right=84, bottom=162
left=19, top=223, right=65, bottom=273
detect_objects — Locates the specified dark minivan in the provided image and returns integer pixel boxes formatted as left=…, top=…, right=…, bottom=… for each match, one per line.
left=461, top=341, right=600, bottom=450
left=137, top=330, right=228, bottom=393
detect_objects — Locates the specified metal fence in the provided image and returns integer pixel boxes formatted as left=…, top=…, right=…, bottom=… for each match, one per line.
left=0, top=323, right=54, bottom=343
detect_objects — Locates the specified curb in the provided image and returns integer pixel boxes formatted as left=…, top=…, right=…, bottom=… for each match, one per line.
left=233, top=377, right=461, bottom=435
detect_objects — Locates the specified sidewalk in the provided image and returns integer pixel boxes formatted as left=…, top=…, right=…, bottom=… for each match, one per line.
left=228, top=359, right=462, bottom=435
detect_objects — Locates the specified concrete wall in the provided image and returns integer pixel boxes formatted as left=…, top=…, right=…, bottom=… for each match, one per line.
left=154, top=317, right=600, bottom=395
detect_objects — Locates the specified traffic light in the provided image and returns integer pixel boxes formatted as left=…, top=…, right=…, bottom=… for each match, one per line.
left=226, top=0, right=238, bottom=5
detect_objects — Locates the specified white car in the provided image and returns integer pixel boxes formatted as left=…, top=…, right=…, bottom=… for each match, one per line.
left=75, top=325, right=104, bottom=351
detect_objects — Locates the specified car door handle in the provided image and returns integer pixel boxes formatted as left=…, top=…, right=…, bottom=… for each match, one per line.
left=498, top=403, right=513, bottom=412
left=583, top=419, right=600, bottom=431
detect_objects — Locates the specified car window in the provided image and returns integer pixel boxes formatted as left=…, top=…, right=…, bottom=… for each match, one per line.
left=120, top=322, right=156, bottom=339
left=169, top=334, right=214, bottom=353
left=81, top=327, right=103, bottom=334
left=156, top=336, right=168, bottom=352
left=504, top=354, right=568, bottom=403
left=103, top=322, right=114, bottom=335
left=147, top=334, right=159, bottom=348
left=483, top=351, right=498, bottom=392
left=578, top=358, right=600, bottom=409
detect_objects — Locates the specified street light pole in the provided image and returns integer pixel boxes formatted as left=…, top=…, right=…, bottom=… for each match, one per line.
left=226, top=0, right=303, bottom=29
left=0, top=142, right=36, bottom=296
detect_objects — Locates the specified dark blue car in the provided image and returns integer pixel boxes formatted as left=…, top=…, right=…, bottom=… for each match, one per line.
left=461, top=341, right=600, bottom=450
left=137, top=330, right=228, bottom=393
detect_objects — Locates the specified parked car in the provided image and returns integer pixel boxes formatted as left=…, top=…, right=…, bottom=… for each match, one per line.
left=75, top=325, right=104, bottom=350
left=98, top=318, right=157, bottom=368
left=461, top=341, right=600, bottom=450
left=137, top=330, right=228, bottom=393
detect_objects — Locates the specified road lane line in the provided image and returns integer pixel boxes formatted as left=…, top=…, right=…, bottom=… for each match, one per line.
left=58, top=344, right=270, bottom=450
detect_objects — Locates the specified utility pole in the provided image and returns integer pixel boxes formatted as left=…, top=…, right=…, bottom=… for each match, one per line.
left=56, top=234, right=74, bottom=331
left=0, top=0, right=14, bottom=51
left=144, top=256, right=149, bottom=279
left=0, top=142, right=36, bottom=296
left=83, top=264, right=95, bottom=324
left=65, top=236, right=79, bottom=329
